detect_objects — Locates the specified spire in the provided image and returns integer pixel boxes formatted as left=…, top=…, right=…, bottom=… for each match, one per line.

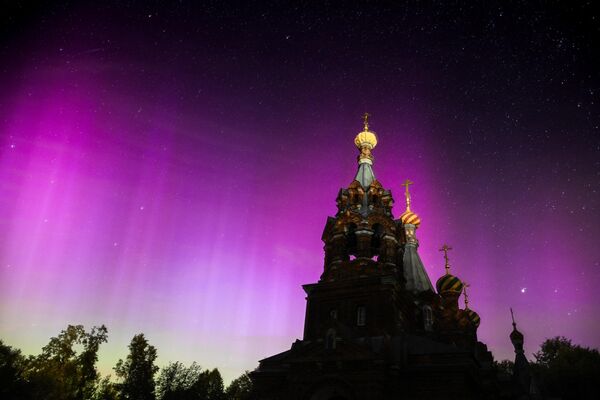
left=353, top=113, right=378, bottom=188
left=510, top=307, right=517, bottom=330
left=400, top=178, right=433, bottom=293
left=362, top=112, right=370, bottom=130
left=509, top=308, right=539, bottom=397
left=463, top=281, right=471, bottom=310
left=401, top=179, right=413, bottom=212
left=439, top=244, right=453, bottom=275
left=510, top=308, right=525, bottom=351
left=399, top=179, right=420, bottom=226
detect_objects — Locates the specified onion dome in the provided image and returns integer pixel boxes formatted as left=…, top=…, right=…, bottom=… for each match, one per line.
left=435, top=244, right=464, bottom=295
left=466, top=309, right=481, bottom=328
left=400, top=209, right=421, bottom=226
left=463, top=282, right=480, bottom=328
left=510, top=326, right=524, bottom=342
left=354, top=113, right=378, bottom=150
left=510, top=308, right=524, bottom=344
left=399, top=179, right=421, bottom=227
left=436, top=273, right=464, bottom=295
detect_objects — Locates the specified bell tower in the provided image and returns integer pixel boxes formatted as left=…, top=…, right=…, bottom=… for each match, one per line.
left=304, top=115, right=434, bottom=342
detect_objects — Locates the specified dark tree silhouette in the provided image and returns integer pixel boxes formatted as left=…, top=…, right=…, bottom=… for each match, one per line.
left=532, top=336, right=600, bottom=400
left=92, top=376, right=119, bottom=400
left=115, top=333, right=159, bottom=400
left=23, top=324, right=108, bottom=400
left=155, top=362, right=226, bottom=400
left=225, top=371, right=253, bottom=400
left=156, top=361, right=202, bottom=400
left=0, top=340, right=28, bottom=400
left=191, top=368, right=225, bottom=400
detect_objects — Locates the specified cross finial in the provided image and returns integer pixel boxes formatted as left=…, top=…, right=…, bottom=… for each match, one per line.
left=362, top=112, right=370, bottom=130
left=401, top=179, right=413, bottom=211
left=510, top=307, right=517, bottom=330
left=463, top=281, right=471, bottom=309
left=439, top=244, right=453, bottom=274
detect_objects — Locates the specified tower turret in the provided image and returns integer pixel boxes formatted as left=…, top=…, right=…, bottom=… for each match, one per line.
left=463, top=282, right=481, bottom=329
left=509, top=308, right=539, bottom=398
left=321, top=114, right=397, bottom=280
left=399, top=179, right=434, bottom=293
left=435, top=244, right=464, bottom=311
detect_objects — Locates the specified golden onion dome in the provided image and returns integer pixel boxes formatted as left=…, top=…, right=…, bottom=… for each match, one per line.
left=354, top=113, right=378, bottom=149
left=465, top=309, right=481, bottom=328
left=436, top=273, right=464, bottom=295
left=400, top=209, right=421, bottom=227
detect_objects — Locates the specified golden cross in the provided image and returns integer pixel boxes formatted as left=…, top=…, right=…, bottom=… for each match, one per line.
left=463, top=281, right=470, bottom=309
left=362, top=112, right=370, bottom=130
left=438, top=244, right=452, bottom=274
left=401, top=179, right=413, bottom=211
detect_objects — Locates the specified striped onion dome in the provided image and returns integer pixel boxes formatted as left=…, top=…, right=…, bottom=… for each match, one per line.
left=466, top=309, right=481, bottom=328
left=400, top=209, right=421, bottom=227
left=436, top=273, right=464, bottom=295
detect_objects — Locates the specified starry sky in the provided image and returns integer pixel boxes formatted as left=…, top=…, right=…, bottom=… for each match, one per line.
left=1, top=1, right=598, bottom=383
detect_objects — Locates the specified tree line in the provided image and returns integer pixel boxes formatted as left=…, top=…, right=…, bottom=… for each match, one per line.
left=2, top=324, right=599, bottom=399
left=0, top=325, right=252, bottom=400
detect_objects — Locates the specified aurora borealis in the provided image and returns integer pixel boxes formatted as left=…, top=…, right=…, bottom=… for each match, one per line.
left=1, top=1, right=598, bottom=383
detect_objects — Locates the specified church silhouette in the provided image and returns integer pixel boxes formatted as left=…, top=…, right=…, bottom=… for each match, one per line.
left=251, top=115, right=537, bottom=400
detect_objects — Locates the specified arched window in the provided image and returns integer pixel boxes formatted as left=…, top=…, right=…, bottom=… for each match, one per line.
left=329, top=308, right=338, bottom=320
left=356, top=306, right=366, bottom=326
left=371, top=223, right=383, bottom=258
left=423, top=305, right=433, bottom=331
left=325, top=329, right=336, bottom=350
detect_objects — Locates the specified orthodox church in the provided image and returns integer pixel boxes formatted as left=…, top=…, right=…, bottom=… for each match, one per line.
left=251, top=116, right=537, bottom=400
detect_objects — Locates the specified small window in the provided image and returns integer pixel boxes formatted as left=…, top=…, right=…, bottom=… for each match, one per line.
left=330, top=309, right=338, bottom=320
left=356, top=306, right=366, bottom=326
left=423, top=305, right=433, bottom=331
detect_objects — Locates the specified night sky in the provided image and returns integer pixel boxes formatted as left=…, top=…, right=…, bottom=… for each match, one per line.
left=1, top=1, right=598, bottom=383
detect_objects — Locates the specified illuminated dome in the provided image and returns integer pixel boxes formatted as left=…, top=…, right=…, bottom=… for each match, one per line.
left=436, top=273, right=464, bottom=295
left=400, top=209, right=421, bottom=227
left=354, top=113, right=378, bottom=149
left=466, top=309, right=481, bottom=328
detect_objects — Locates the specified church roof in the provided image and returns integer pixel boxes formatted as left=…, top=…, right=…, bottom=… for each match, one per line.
left=354, top=162, right=375, bottom=189
left=403, top=244, right=435, bottom=293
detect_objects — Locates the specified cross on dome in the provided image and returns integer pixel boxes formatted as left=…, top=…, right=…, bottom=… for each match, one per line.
left=439, top=244, right=453, bottom=275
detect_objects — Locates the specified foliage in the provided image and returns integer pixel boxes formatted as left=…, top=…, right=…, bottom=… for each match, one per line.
left=0, top=339, right=29, bottom=400
left=114, top=333, right=159, bottom=400
left=492, top=359, right=514, bottom=376
left=22, top=324, right=108, bottom=400
left=532, top=336, right=600, bottom=399
left=156, top=362, right=226, bottom=400
left=92, top=376, right=119, bottom=400
left=225, top=371, right=253, bottom=400
left=156, top=361, right=203, bottom=400
left=192, top=368, right=225, bottom=400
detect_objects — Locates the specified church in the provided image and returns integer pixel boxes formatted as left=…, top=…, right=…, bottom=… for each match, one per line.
left=251, top=116, right=537, bottom=400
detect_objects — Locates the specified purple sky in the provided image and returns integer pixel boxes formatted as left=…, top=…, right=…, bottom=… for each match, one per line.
left=1, top=1, right=599, bottom=383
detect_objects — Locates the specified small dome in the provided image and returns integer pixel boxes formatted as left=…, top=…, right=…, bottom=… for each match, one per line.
left=354, top=128, right=378, bottom=150
left=400, top=209, right=421, bottom=227
left=436, top=273, right=464, bottom=295
left=510, top=327, right=524, bottom=342
left=466, top=309, right=481, bottom=328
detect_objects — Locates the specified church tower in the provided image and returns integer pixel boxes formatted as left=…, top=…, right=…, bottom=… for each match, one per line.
left=252, top=116, right=496, bottom=400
